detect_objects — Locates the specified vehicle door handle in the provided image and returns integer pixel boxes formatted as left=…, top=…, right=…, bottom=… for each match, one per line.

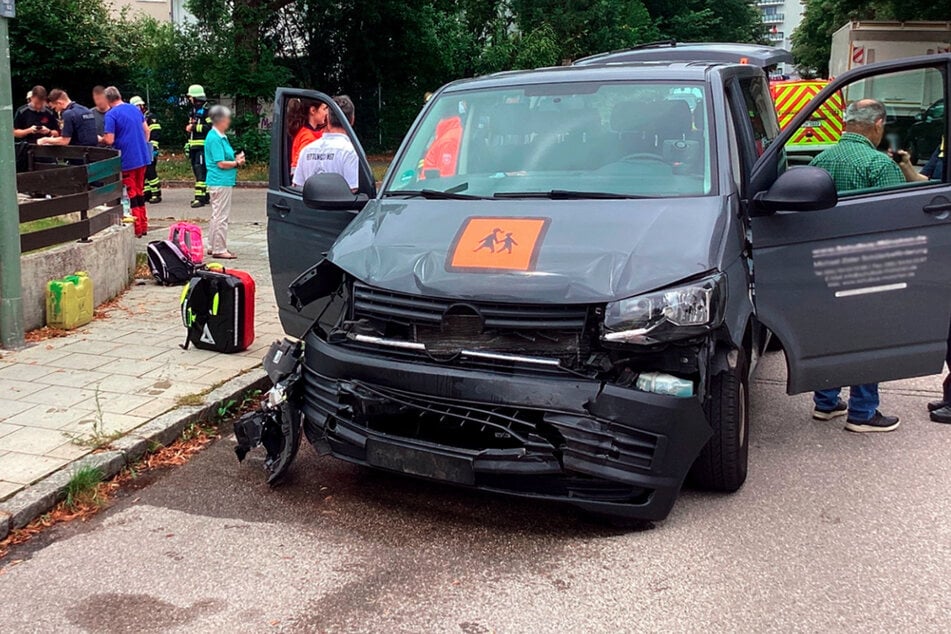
left=923, top=201, right=951, bottom=215
left=271, top=201, right=291, bottom=214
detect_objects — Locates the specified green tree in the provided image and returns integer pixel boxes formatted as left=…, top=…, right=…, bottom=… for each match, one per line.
left=644, top=0, right=767, bottom=45
left=185, top=0, right=293, bottom=104
left=792, top=1, right=950, bottom=76
left=8, top=0, right=140, bottom=97
left=511, top=0, right=658, bottom=63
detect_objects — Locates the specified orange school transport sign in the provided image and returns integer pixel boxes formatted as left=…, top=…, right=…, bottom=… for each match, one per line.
left=447, top=216, right=550, bottom=272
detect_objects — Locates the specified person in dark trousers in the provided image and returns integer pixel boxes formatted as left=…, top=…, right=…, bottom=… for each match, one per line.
left=899, top=139, right=951, bottom=422
left=131, top=96, right=162, bottom=203
left=809, top=99, right=903, bottom=433
left=38, top=89, right=98, bottom=148
left=102, top=86, right=153, bottom=238
left=185, top=84, right=212, bottom=208
left=13, top=86, right=60, bottom=143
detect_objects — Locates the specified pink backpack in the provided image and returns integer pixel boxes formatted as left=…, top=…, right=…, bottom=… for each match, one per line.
left=168, top=222, right=204, bottom=265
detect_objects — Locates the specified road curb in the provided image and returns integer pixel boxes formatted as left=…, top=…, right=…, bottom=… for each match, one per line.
left=0, top=370, right=271, bottom=539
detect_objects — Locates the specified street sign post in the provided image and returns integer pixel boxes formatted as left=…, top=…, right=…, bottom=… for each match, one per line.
left=0, top=10, right=25, bottom=348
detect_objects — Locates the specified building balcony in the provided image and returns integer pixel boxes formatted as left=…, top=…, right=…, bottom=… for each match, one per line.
left=756, top=0, right=784, bottom=6
left=762, top=13, right=784, bottom=23
left=766, top=32, right=785, bottom=42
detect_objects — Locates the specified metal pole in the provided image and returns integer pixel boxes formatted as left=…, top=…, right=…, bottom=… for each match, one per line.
left=0, top=16, right=25, bottom=348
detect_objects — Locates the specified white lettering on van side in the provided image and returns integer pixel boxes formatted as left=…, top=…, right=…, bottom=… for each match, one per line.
left=811, top=236, right=927, bottom=293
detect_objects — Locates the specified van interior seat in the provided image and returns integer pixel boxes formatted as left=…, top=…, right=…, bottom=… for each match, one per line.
left=524, top=108, right=604, bottom=171
left=660, top=99, right=693, bottom=142
left=610, top=100, right=667, bottom=156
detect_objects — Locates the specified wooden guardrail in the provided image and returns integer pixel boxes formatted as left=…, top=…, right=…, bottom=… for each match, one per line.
left=16, top=145, right=123, bottom=252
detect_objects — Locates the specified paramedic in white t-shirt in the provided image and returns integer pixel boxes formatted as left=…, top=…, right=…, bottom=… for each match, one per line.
left=292, top=95, right=359, bottom=191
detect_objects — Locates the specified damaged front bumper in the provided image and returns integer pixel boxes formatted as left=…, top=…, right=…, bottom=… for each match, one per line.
left=300, top=333, right=712, bottom=521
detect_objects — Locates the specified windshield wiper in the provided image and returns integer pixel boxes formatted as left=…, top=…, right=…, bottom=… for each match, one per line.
left=384, top=183, right=488, bottom=200
left=493, top=190, right=653, bottom=200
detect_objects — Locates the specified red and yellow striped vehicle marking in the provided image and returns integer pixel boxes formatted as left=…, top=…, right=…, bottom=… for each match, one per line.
left=770, top=80, right=844, bottom=149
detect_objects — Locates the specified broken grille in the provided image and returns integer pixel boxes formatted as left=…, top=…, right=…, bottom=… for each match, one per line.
left=352, top=282, right=589, bottom=331
left=347, top=381, right=566, bottom=452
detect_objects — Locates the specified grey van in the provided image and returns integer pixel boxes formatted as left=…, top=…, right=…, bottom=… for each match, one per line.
left=261, top=52, right=951, bottom=520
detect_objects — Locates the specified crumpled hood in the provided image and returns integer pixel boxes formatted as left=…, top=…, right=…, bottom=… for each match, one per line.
left=327, top=197, right=728, bottom=303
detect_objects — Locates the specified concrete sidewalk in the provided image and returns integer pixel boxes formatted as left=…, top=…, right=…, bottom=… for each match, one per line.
left=0, top=188, right=277, bottom=506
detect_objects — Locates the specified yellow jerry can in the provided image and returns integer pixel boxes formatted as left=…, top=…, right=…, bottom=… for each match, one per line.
left=46, top=272, right=94, bottom=330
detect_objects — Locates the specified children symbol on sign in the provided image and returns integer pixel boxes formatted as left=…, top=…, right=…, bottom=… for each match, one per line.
left=474, top=228, right=503, bottom=252
left=500, top=232, right=518, bottom=254
left=473, top=228, right=519, bottom=254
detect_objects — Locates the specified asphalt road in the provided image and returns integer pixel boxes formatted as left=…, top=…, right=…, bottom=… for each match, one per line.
left=149, top=186, right=268, bottom=226
left=3, top=187, right=950, bottom=631
left=1, top=350, right=949, bottom=632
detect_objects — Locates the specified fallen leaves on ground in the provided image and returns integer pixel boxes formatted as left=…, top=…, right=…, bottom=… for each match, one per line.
left=24, top=326, right=72, bottom=343
left=134, top=261, right=152, bottom=280
left=0, top=424, right=219, bottom=563
left=92, top=291, right=131, bottom=319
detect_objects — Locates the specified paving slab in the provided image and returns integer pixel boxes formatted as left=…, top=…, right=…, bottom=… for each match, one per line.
left=0, top=400, right=35, bottom=422
left=2, top=405, right=98, bottom=430
left=0, top=452, right=70, bottom=485
left=0, top=481, right=21, bottom=500
left=0, top=363, right=51, bottom=382
left=0, top=427, right=73, bottom=456
left=34, top=368, right=111, bottom=389
left=20, top=385, right=96, bottom=408
left=0, top=378, right=48, bottom=399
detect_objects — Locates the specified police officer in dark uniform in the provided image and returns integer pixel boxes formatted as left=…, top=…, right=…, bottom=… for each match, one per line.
left=13, top=86, right=60, bottom=144
left=131, top=96, right=162, bottom=203
left=185, top=84, right=212, bottom=208
left=38, top=89, right=98, bottom=149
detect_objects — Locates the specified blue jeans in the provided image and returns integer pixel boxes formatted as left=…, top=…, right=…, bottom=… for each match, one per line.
left=814, top=384, right=879, bottom=421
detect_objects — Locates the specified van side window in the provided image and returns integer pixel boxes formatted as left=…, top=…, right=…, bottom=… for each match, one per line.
left=738, top=76, right=780, bottom=157
left=780, top=66, right=947, bottom=196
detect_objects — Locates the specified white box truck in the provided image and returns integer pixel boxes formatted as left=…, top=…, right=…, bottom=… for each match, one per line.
left=830, top=21, right=951, bottom=77
left=830, top=21, right=949, bottom=161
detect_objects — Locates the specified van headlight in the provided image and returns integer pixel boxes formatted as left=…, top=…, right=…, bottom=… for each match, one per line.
left=602, top=274, right=726, bottom=344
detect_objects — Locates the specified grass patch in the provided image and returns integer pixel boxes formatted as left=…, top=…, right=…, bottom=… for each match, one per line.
left=65, top=466, right=104, bottom=510
left=158, top=151, right=268, bottom=182
left=20, top=216, right=67, bottom=234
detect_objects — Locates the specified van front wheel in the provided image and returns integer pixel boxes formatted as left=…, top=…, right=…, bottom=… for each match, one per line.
left=689, top=357, right=749, bottom=492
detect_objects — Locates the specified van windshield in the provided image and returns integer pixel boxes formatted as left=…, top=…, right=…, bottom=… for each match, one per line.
left=385, top=81, right=713, bottom=199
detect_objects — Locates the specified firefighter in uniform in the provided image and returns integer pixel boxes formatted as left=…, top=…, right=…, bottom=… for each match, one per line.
left=131, top=96, right=162, bottom=203
left=185, top=84, right=212, bottom=208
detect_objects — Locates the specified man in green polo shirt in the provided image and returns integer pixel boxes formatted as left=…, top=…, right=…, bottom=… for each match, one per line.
left=811, top=98, right=904, bottom=193
left=809, top=98, right=903, bottom=433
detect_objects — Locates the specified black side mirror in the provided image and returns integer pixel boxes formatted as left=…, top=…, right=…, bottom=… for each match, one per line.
left=752, top=166, right=838, bottom=214
left=302, top=172, right=368, bottom=211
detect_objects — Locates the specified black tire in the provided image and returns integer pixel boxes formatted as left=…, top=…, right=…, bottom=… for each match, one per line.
left=689, top=357, right=749, bottom=492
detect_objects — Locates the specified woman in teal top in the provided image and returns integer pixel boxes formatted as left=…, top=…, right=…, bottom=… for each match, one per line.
left=204, top=105, right=245, bottom=259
